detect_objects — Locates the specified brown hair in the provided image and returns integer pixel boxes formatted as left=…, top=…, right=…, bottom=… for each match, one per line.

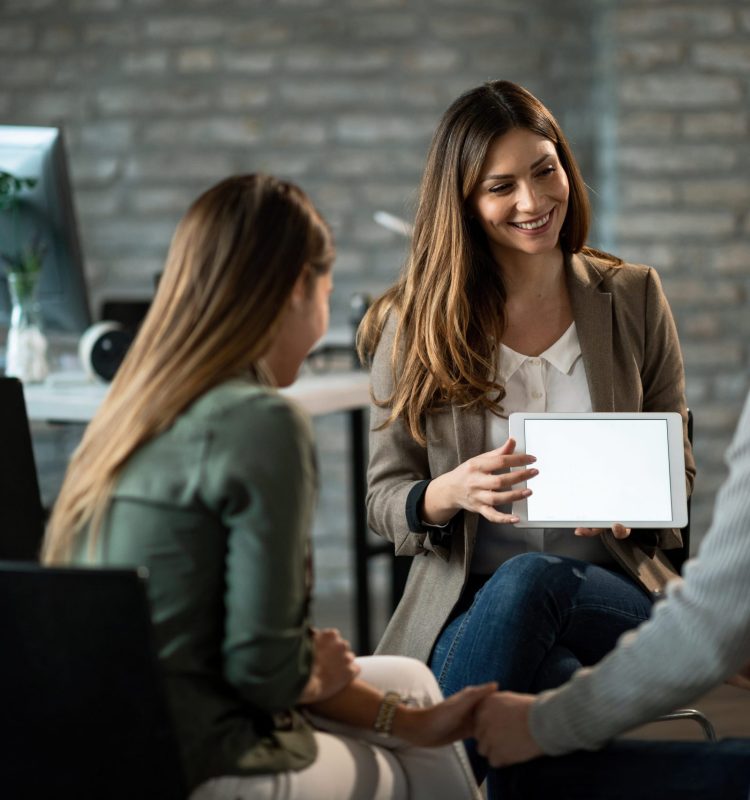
left=43, top=174, right=333, bottom=563
left=357, top=80, right=592, bottom=444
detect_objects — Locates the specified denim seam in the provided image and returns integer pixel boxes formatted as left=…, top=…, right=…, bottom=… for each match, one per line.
left=436, top=601, right=478, bottom=688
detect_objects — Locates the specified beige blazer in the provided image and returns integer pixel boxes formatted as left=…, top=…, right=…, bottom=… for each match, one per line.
left=367, top=251, right=696, bottom=662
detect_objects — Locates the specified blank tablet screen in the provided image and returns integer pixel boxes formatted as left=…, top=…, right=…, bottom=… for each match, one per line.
left=523, top=418, right=673, bottom=523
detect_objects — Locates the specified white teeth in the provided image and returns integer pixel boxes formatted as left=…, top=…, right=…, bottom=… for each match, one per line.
left=513, top=213, right=550, bottom=231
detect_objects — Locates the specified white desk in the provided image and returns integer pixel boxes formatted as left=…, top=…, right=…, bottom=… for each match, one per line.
left=23, top=370, right=370, bottom=423
left=21, top=368, right=393, bottom=654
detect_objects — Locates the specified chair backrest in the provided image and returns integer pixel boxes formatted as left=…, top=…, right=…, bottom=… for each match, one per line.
left=666, top=408, right=693, bottom=574
left=0, top=377, right=45, bottom=560
left=0, top=562, right=186, bottom=799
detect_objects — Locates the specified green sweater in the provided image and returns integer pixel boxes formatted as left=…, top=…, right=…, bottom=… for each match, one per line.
left=72, top=380, right=318, bottom=790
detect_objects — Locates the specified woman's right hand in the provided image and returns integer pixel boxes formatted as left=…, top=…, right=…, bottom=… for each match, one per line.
left=393, top=682, right=498, bottom=746
left=298, top=627, right=360, bottom=705
left=422, top=437, right=538, bottom=526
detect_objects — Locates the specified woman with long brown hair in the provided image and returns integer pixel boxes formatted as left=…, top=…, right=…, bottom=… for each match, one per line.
left=358, top=80, right=695, bottom=794
left=43, top=174, right=493, bottom=800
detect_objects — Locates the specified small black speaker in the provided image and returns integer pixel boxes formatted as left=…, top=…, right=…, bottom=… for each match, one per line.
left=78, top=322, right=134, bottom=382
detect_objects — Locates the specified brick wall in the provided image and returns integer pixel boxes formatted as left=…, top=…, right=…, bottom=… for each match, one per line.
left=610, top=1, right=750, bottom=535
left=2, top=2, right=748, bottom=604
left=0, top=0, right=607, bottom=313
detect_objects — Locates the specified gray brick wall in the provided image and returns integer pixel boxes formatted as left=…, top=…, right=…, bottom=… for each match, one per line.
left=3, top=2, right=749, bottom=619
left=611, top=0, right=750, bottom=536
left=0, top=0, right=607, bottom=312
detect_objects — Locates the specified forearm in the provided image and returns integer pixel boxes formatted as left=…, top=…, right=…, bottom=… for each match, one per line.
left=421, top=471, right=458, bottom=525
left=366, top=423, right=449, bottom=557
left=306, top=678, right=423, bottom=740
left=366, top=402, right=432, bottom=547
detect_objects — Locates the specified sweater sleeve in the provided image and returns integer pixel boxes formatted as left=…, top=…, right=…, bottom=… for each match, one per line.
left=202, top=392, right=316, bottom=714
left=530, top=389, right=750, bottom=754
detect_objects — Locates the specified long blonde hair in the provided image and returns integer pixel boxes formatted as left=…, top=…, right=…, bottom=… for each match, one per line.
left=43, top=174, right=333, bottom=563
left=357, top=80, right=592, bottom=445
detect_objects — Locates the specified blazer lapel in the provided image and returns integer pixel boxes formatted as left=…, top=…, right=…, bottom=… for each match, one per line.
left=567, top=253, right=615, bottom=412
left=452, top=402, right=484, bottom=560
left=452, top=403, right=485, bottom=465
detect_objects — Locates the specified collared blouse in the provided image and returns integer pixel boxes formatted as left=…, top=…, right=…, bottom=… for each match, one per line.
left=472, top=322, right=614, bottom=572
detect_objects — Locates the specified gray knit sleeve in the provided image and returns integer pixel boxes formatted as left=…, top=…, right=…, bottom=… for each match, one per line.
left=530, top=390, right=750, bottom=754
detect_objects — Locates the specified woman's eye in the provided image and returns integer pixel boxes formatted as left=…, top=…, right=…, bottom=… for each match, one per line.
left=538, top=166, right=556, bottom=177
left=489, top=183, right=512, bottom=194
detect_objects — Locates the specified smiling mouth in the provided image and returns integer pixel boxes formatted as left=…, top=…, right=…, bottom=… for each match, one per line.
left=510, top=211, right=552, bottom=231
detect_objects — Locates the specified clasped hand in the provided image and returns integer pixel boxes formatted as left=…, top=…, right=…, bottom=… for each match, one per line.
left=472, top=690, right=542, bottom=767
left=298, top=627, right=360, bottom=705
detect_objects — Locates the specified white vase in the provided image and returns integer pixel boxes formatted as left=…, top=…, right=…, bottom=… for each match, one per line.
left=4, top=271, right=49, bottom=383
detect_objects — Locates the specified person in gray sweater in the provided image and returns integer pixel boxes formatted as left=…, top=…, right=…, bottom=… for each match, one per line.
left=472, top=389, right=750, bottom=798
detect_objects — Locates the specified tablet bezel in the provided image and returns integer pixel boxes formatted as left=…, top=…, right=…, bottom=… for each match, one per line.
left=509, top=411, right=688, bottom=529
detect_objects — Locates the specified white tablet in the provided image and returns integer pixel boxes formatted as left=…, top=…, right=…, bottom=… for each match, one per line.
left=509, top=412, right=688, bottom=529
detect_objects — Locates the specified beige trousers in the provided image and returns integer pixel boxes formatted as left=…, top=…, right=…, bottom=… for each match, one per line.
left=190, top=655, right=482, bottom=800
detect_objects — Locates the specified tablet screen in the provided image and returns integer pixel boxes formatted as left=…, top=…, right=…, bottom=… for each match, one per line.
left=523, top=418, right=673, bottom=523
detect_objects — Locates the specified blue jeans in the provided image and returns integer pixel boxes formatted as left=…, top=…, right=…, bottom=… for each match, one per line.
left=429, top=553, right=653, bottom=787
left=497, top=739, right=750, bottom=800
left=430, top=553, right=653, bottom=696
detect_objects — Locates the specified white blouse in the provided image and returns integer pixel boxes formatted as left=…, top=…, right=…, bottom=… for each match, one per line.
left=471, top=322, right=615, bottom=574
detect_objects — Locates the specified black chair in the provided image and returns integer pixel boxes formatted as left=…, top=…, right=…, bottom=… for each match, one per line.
left=0, top=377, right=45, bottom=560
left=0, top=562, right=186, bottom=799
left=665, top=408, right=694, bottom=575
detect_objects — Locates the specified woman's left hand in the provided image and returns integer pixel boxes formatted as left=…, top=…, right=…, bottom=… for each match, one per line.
left=575, top=523, right=631, bottom=539
left=298, top=628, right=360, bottom=705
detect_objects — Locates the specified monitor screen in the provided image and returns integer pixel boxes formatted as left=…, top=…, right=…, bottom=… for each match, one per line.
left=0, top=125, right=91, bottom=334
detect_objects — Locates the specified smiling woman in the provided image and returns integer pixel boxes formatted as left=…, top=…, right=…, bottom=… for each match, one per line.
left=356, top=80, right=695, bottom=799
left=472, top=130, right=569, bottom=262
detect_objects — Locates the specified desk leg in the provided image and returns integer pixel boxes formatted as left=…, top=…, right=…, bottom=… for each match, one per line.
left=349, top=406, right=412, bottom=654
left=349, top=407, right=372, bottom=655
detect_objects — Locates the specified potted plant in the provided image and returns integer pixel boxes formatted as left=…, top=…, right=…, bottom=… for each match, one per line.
left=0, top=169, right=49, bottom=382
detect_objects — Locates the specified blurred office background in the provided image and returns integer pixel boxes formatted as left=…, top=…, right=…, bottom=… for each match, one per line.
left=1, top=0, right=749, bottom=641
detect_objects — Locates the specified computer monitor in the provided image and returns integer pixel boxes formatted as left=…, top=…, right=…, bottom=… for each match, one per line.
left=0, top=125, right=91, bottom=333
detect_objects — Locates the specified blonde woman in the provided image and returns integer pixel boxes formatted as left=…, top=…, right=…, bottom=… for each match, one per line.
left=358, top=81, right=695, bottom=795
left=43, top=175, right=492, bottom=800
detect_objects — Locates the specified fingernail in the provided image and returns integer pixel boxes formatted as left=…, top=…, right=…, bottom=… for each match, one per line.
left=529, top=468, right=539, bottom=476
left=522, top=489, right=532, bottom=497
left=509, top=516, right=520, bottom=523
left=528, top=456, right=537, bottom=462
